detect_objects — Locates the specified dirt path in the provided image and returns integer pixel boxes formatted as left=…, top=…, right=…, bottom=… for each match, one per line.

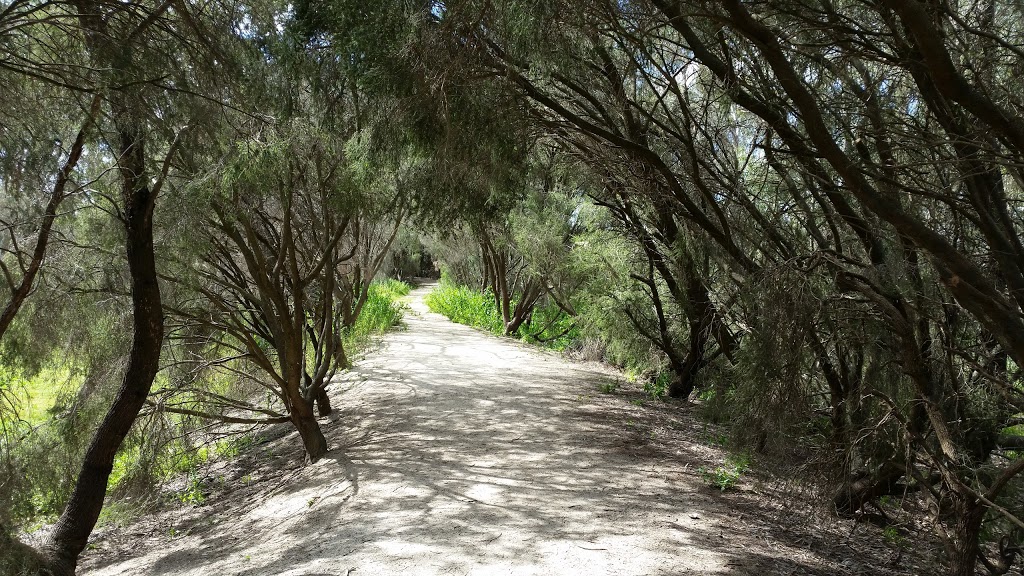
left=79, top=283, right=929, bottom=576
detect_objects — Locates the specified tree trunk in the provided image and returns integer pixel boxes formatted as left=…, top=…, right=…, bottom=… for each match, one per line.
left=292, top=398, right=328, bottom=462
left=662, top=328, right=691, bottom=399
left=316, top=386, right=333, bottom=417
left=832, top=463, right=906, bottom=517
left=304, top=370, right=334, bottom=417
left=43, top=127, right=163, bottom=575
left=504, top=280, right=542, bottom=336
left=947, top=497, right=985, bottom=576
left=669, top=349, right=704, bottom=400
left=666, top=266, right=717, bottom=399
left=666, top=373, right=692, bottom=399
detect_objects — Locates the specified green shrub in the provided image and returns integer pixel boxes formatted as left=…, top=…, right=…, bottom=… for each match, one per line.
left=424, top=277, right=504, bottom=335
left=344, top=279, right=412, bottom=351
left=373, top=278, right=413, bottom=300
left=698, top=453, right=750, bottom=491
left=644, top=372, right=672, bottom=400
left=520, top=303, right=581, bottom=351
left=176, top=475, right=206, bottom=506
left=882, top=526, right=908, bottom=549
left=426, top=276, right=583, bottom=351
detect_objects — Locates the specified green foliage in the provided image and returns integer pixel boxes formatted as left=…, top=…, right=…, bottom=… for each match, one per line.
left=95, top=500, right=140, bottom=529
left=698, top=454, right=750, bottom=492
left=425, top=276, right=505, bottom=335
left=344, top=279, right=412, bottom=351
left=1, top=363, right=83, bottom=425
left=214, top=435, right=256, bottom=459
left=520, top=303, right=581, bottom=351
left=426, top=273, right=585, bottom=350
left=566, top=229, right=671, bottom=377
left=1, top=348, right=125, bottom=527
left=372, top=278, right=413, bottom=301
left=176, top=475, right=206, bottom=506
left=159, top=444, right=212, bottom=483
left=882, top=526, right=908, bottom=549
left=644, top=372, right=673, bottom=400
left=107, top=445, right=143, bottom=493
left=699, top=425, right=731, bottom=448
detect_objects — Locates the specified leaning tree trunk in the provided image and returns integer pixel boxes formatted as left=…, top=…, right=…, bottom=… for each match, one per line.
left=291, top=395, right=329, bottom=462
left=43, top=125, right=163, bottom=575
left=831, top=462, right=906, bottom=517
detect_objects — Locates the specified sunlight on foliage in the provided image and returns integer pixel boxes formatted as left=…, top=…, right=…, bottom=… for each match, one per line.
left=698, top=454, right=750, bottom=492
left=425, top=276, right=505, bottom=335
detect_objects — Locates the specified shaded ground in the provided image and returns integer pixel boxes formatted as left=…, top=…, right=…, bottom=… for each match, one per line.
left=78, top=282, right=940, bottom=575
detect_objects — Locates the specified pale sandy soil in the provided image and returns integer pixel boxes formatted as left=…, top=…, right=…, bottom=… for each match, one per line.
left=77, top=283, right=940, bottom=576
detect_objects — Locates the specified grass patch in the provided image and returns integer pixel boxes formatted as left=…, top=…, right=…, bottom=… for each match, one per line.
left=698, top=453, right=750, bottom=491
left=425, top=277, right=581, bottom=350
left=373, top=278, right=413, bottom=301
left=96, top=499, right=143, bottom=529
left=425, top=279, right=504, bottom=335
left=343, top=279, right=412, bottom=352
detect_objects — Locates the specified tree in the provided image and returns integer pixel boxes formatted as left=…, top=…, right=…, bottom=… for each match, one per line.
left=0, top=0, right=251, bottom=571
left=158, top=121, right=408, bottom=462
left=381, top=1, right=1024, bottom=573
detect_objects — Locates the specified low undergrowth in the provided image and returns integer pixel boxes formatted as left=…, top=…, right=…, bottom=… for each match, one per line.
left=424, top=279, right=504, bottom=335
left=698, top=453, right=751, bottom=492
left=424, top=276, right=580, bottom=351
left=344, top=278, right=412, bottom=353
left=1, top=279, right=412, bottom=534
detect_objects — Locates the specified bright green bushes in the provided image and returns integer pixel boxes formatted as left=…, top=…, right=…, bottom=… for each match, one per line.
left=425, top=276, right=582, bottom=351
left=344, top=279, right=412, bottom=350
left=1, top=363, right=84, bottom=425
left=1, top=279, right=413, bottom=530
left=374, top=278, right=413, bottom=300
left=425, top=278, right=504, bottom=335
left=425, top=269, right=673, bottom=392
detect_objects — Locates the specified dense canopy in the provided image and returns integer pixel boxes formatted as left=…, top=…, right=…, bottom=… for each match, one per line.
left=1, top=1, right=1023, bottom=575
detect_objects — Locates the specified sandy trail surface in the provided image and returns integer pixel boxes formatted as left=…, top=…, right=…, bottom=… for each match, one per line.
left=80, top=283, right=924, bottom=576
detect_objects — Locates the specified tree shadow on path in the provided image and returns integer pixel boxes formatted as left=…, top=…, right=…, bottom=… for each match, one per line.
left=81, top=284, right=931, bottom=576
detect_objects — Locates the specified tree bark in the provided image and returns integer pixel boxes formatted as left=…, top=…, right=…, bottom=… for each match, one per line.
left=832, top=464, right=906, bottom=517
left=316, top=386, right=333, bottom=417
left=43, top=125, right=163, bottom=575
left=947, top=497, right=985, bottom=576
left=291, top=397, right=328, bottom=462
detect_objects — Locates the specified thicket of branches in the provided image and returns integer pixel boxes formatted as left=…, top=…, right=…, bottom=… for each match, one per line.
left=1, top=1, right=1023, bottom=575
left=304, top=1, right=1024, bottom=574
left=0, top=0, right=434, bottom=574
